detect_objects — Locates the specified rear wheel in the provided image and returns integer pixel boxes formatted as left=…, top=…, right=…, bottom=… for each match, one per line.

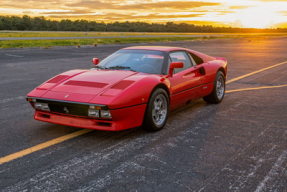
left=203, top=71, right=225, bottom=104
left=142, top=88, right=169, bottom=132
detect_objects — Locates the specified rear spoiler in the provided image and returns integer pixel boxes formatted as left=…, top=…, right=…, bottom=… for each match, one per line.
left=214, top=57, right=227, bottom=64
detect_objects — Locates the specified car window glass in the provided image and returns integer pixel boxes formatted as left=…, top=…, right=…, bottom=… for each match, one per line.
left=103, top=53, right=130, bottom=67
left=97, top=50, right=165, bottom=74
left=169, top=52, right=192, bottom=73
left=188, top=54, right=197, bottom=66
left=188, top=52, right=204, bottom=65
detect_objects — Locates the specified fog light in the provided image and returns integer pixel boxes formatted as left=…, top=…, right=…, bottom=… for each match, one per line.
left=101, top=110, right=112, bottom=118
left=42, top=103, right=50, bottom=111
left=34, top=102, right=50, bottom=111
left=34, top=102, right=42, bottom=109
left=88, top=109, right=99, bottom=117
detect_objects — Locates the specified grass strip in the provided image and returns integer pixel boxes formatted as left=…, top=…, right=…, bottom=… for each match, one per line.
left=0, top=34, right=285, bottom=49
left=0, top=37, right=201, bottom=48
left=0, top=31, right=287, bottom=38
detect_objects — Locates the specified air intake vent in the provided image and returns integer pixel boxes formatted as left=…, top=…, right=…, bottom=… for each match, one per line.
left=111, top=80, right=134, bottom=90
left=47, top=75, right=69, bottom=83
left=64, top=80, right=108, bottom=88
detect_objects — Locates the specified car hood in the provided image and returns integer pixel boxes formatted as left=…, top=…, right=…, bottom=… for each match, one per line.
left=41, top=70, right=138, bottom=102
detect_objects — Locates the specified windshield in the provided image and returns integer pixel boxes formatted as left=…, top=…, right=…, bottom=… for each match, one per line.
left=94, top=50, right=165, bottom=74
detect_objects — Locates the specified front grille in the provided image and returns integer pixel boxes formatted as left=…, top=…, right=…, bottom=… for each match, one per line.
left=49, top=103, right=88, bottom=116
left=37, top=99, right=89, bottom=117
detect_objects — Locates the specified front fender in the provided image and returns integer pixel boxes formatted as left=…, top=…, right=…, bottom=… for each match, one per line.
left=90, top=74, right=170, bottom=109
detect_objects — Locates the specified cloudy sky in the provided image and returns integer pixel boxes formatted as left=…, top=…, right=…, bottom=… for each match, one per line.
left=1, top=0, right=287, bottom=28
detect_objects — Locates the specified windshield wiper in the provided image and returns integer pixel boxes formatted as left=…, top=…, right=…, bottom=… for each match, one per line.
left=92, top=65, right=106, bottom=69
left=107, top=66, right=136, bottom=72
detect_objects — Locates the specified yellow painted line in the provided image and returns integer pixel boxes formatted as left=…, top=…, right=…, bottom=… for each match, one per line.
left=1, top=61, right=287, bottom=165
left=226, top=84, right=287, bottom=93
left=0, top=129, right=92, bottom=165
left=226, top=61, right=287, bottom=84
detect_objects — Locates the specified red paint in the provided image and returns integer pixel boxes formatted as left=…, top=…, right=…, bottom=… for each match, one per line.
left=27, top=46, right=227, bottom=131
left=34, top=104, right=146, bottom=131
left=168, top=62, right=184, bottom=77
left=64, top=80, right=108, bottom=88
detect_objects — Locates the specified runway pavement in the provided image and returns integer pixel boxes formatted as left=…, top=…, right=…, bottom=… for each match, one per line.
left=0, top=38, right=287, bottom=191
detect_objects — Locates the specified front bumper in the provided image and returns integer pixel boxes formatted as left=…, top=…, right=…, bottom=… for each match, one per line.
left=34, top=104, right=147, bottom=131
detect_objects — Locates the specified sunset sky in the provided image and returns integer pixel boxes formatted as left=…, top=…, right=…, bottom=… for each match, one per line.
left=1, top=0, right=287, bottom=28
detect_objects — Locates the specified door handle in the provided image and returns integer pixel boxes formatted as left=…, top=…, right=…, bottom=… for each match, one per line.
left=183, top=72, right=195, bottom=78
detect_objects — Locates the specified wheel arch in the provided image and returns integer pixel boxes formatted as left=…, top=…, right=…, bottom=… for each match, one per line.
left=218, top=67, right=226, bottom=78
left=152, top=83, right=170, bottom=98
left=142, top=83, right=170, bottom=131
left=147, top=83, right=170, bottom=105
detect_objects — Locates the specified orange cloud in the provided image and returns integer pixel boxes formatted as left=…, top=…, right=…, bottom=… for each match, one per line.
left=278, top=11, right=287, bottom=16
left=48, top=13, right=205, bottom=21
left=67, top=0, right=221, bottom=10
left=229, top=5, right=255, bottom=9
left=256, top=0, right=287, bottom=1
left=1, top=0, right=287, bottom=28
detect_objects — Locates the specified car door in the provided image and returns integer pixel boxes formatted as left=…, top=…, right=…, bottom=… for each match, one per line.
left=168, top=51, right=202, bottom=110
left=188, top=52, right=214, bottom=98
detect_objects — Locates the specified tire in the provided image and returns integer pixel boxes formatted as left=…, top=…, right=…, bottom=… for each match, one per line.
left=203, top=71, right=225, bottom=104
left=142, top=88, right=169, bottom=132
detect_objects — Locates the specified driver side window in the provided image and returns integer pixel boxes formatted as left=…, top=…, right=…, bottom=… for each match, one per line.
left=169, top=52, right=192, bottom=74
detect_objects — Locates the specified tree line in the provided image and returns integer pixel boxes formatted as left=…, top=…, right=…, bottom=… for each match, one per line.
left=1, top=15, right=286, bottom=33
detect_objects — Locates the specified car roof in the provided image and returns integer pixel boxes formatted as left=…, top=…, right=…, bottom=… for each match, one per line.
left=122, top=46, right=188, bottom=52
left=122, top=46, right=216, bottom=62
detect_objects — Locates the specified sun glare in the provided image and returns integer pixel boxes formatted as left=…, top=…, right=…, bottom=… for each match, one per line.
left=1, top=0, right=287, bottom=28
left=238, top=6, right=278, bottom=28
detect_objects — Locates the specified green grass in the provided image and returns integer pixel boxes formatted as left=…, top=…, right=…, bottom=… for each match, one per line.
left=0, top=34, right=286, bottom=49
left=0, top=31, right=218, bottom=38
left=1, top=31, right=286, bottom=38
left=0, top=31, right=141, bottom=38
left=0, top=36, right=208, bottom=48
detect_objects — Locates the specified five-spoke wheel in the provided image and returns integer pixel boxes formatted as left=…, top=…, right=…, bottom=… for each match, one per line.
left=142, top=88, right=169, bottom=131
left=152, top=94, right=168, bottom=127
left=203, top=71, right=225, bottom=104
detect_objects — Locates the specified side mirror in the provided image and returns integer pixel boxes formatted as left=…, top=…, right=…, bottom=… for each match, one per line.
left=168, top=62, right=183, bottom=77
left=93, top=58, right=99, bottom=65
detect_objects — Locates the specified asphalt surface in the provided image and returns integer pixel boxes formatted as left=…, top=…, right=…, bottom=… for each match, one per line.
left=0, top=38, right=287, bottom=191
left=0, top=34, right=223, bottom=41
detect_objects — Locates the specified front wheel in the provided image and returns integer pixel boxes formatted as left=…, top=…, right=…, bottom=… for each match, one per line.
left=203, top=71, right=225, bottom=104
left=142, top=88, right=169, bottom=132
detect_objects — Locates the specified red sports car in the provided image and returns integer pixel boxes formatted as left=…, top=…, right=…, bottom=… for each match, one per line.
left=27, top=46, right=227, bottom=131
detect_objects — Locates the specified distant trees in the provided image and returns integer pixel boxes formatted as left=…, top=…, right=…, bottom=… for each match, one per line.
left=0, top=15, right=286, bottom=33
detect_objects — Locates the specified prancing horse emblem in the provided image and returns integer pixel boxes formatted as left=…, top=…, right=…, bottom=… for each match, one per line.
left=63, top=107, right=69, bottom=114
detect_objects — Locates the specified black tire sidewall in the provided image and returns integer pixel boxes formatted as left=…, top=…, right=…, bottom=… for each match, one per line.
left=214, top=71, right=225, bottom=103
left=143, top=88, right=169, bottom=131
